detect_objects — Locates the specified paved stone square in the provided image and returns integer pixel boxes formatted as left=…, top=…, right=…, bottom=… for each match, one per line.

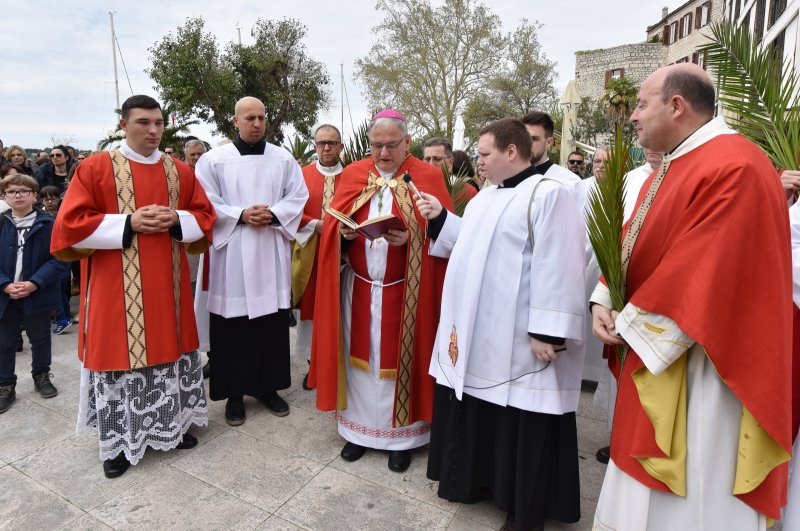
left=2, top=327, right=612, bottom=531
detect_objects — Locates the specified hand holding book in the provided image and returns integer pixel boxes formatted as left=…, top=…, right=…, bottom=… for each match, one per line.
left=326, top=207, right=406, bottom=242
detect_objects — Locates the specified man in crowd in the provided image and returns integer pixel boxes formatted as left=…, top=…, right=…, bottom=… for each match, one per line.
left=51, top=95, right=216, bottom=478
left=183, top=139, right=206, bottom=169
left=423, top=137, right=477, bottom=204
left=421, top=117, right=586, bottom=530
left=591, top=147, right=609, bottom=180
left=195, top=96, right=308, bottom=426
left=521, top=112, right=585, bottom=207
left=310, top=110, right=453, bottom=472
left=591, top=63, right=792, bottom=529
left=566, top=150, right=585, bottom=177
left=292, top=124, right=344, bottom=390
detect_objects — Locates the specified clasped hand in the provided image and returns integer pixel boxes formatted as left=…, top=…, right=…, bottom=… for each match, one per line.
left=591, top=305, right=625, bottom=346
left=3, top=281, right=37, bottom=299
left=242, top=205, right=273, bottom=227
left=131, top=205, right=178, bottom=233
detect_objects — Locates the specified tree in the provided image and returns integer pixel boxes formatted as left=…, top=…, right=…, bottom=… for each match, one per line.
left=356, top=0, right=505, bottom=139
left=284, top=136, right=315, bottom=165
left=462, top=19, right=557, bottom=142
left=573, top=97, right=610, bottom=147
left=148, top=17, right=330, bottom=144
left=96, top=106, right=199, bottom=151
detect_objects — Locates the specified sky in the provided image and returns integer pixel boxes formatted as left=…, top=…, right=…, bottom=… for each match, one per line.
left=0, top=1, right=670, bottom=150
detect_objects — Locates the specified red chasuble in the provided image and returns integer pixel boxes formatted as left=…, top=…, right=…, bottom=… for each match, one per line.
left=296, top=163, right=340, bottom=320
left=51, top=153, right=216, bottom=371
left=610, top=134, right=792, bottom=518
left=309, top=155, right=453, bottom=425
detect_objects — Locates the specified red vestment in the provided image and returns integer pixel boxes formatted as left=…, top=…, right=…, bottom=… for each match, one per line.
left=309, top=155, right=453, bottom=425
left=51, top=153, right=216, bottom=371
left=610, top=134, right=792, bottom=518
left=296, top=163, right=341, bottom=320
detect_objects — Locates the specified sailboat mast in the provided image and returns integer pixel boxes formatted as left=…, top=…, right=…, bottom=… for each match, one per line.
left=109, top=11, right=120, bottom=113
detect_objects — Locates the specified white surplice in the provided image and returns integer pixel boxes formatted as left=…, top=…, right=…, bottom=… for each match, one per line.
left=429, top=175, right=586, bottom=414
left=194, top=142, right=308, bottom=318
left=337, top=181, right=430, bottom=450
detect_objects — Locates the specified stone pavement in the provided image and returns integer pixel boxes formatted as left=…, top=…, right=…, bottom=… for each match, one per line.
left=1, top=328, right=612, bottom=531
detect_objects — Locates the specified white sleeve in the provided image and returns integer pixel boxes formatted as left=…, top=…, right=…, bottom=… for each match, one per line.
left=175, top=210, right=204, bottom=243
left=269, top=160, right=309, bottom=241
left=790, top=201, right=800, bottom=307
left=194, top=156, right=243, bottom=249
left=72, top=214, right=127, bottom=249
left=528, top=185, right=586, bottom=341
left=615, top=303, right=695, bottom=375
left=428, top=211, right=461, bottom=258
left=589, top=282, right=613, bottom=308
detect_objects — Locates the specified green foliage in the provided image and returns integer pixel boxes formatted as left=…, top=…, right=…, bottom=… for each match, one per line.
left=573, top=97, right=611, bottom=147
left=342, top=121, right=371, bottom=167
left=585, top=124, right=635, bottom=366
left=441, top=165, right=474, bottom=217
left=148, top=17, right=330, bottom=144
left=698, top=21, right=800, bottom=170
left=284, top=136, right=315, bottom=165
left=356, top=0, right=505, bottom=139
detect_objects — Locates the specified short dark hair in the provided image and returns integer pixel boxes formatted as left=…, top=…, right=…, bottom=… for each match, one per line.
left=50, top=145, right=72, bottom=164
left=662, top=70, right=716, bottom=117
left=568, top=150, right=584, bottom=160
left=40, top=185, right=61, bottom=198
left=519, top=111, right=554, bottom=137
left=423, top=137, right=453, bottom=156
left=121, top=95, right=161, bottom=120
left=479, top=118, right=532, bottom=161
left=0, top=163, right=26, bottom=178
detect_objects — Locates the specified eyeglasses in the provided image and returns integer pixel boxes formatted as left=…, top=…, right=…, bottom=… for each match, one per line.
left=369, top=139, right=405, bottom=151
left=42, top=196, right=60, bottom=202
left=423, top=156, right=452, bottom=163
left=2, top=190, right=34, bottom=198
left=164, top=150, right=174, bottom=154
left=315, top=141, right=340, bottom=149
left=567, top=159, right=583, bottom=165
left=49, top=153, right=64, bottom=158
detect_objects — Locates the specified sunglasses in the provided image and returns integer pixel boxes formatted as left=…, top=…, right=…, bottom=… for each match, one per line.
left=49, top=153, right=64, bottom=158
left=567, top=159, right=583, bottom=165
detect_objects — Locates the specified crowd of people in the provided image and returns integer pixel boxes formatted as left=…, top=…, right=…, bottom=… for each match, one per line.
left=2, top=62, right=800, bottom=530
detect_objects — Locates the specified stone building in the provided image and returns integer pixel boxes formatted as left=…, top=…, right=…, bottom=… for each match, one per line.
left=574, top=2, right=724, bottom=104
left=725, top=0, right=799, bottom=69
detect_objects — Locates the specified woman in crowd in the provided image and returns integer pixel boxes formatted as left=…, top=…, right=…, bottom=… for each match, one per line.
left=4, top=146, right=35, bottom=176
left=35, top=145, right=74, bottom=192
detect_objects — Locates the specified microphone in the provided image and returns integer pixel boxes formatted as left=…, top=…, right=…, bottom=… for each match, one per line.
left=403, top=174, right=422, bottom=198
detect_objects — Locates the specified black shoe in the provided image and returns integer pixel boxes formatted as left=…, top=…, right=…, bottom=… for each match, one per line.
left=225, top=398, right=245, bottom=426
left=176, top=433, right=198, bottom=449
left=103, top=453, right=131, bottom=479
left=16, top=336, right=23, bottom=352
left=33, top=372, right=58, bottom=398
left=0, top=385, right=16, bottom=414
left=387, top=450, right=411, bottom=472
left=261, top=392, right=289, bottom=417
left=202, top=360, right=210, bottom=379
left=288, top=312, right=297, bottom=327
left=340, top=442, right=366, bottom=462
left=302, top=373, right=312, bottom=391
left=596, top=445, right=610, bottom=464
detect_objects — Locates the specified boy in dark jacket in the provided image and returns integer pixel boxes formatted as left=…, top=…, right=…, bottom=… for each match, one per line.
left=0, top=173, right=64, bottom=413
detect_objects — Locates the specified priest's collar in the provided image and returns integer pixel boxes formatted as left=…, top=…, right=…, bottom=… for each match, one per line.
left=119, top=140, right=162, bottom=165
left=534, top=158, right=553, bottom=175
left=316, top=160, right=343, bottom=177
left=234, top=136, right=267, bottom=156
left=666, top=116, right=736, bottom=160
left=499, top=165, right=537, bottom=189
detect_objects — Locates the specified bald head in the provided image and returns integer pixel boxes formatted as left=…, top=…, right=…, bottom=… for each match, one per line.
left=630, top=64, right=716, bottom=152
left=233, top=96, right=266, bottom=144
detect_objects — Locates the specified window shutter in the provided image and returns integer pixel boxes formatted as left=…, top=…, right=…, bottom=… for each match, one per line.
left=696, top=7, right=702, bottom=28
left=619, top=68, right=626, bottom=79
left=663, top=25, right=670, bottom=44
left=605, top=70, right=612, bottom=88
left=687, top=13, right=693, bottom=33
left=692, top=52, right=699, bottom=63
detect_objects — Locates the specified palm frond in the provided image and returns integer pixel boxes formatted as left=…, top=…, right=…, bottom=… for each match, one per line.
left=698, top=21, right=800, bottom=170
left=343, top=120, right=371, bottom=167
left=284, top=136, right=315, bottom=165
left=585, top=123, right=634, bottom=365
left=441, top=166, right=474, bottom=217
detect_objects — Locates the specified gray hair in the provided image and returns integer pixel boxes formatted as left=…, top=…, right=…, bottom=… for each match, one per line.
left=367, top=117, right=407, bottom=136
left=184, top=139, right=206, bottom=150
left=423, top=137, right=453, bottom=156
left=313, top=123, right=342, bottom=142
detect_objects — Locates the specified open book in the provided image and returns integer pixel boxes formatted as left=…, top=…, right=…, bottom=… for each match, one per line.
left=325, top=207, right=406, bottom=241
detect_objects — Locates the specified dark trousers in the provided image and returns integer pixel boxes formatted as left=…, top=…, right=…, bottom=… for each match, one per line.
left=54, top=278, right=71, bottom=322
left=0, top=301, right=52, bottom=386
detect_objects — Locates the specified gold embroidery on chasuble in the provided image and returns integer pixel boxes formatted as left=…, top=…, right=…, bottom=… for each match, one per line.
left=346, top=171, right=423, bottom=427
left=109, top=150, right=182, bottom=370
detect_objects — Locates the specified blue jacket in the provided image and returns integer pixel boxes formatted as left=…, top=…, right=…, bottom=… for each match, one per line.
left=0, top=208, right=64, bottom=318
